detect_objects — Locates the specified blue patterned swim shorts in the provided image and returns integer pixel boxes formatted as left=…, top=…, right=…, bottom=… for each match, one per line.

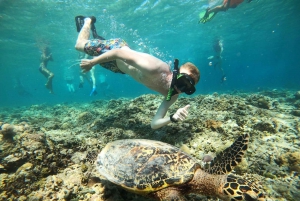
left=84, top=38, right=129, bottom=74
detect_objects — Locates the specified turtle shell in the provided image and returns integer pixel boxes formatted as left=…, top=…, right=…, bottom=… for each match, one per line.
left=96, top=139, right=199, bottom=194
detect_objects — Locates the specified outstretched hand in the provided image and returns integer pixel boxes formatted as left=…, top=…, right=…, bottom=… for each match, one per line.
left=172, top=105, right=190, bottom=122
left=80, top=59, right=94, bottom=73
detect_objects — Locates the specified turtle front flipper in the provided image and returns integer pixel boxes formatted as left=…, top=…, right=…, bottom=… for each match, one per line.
left=221, top=174, right=266, bottom=201
left=206, top=134, right=249, bottom=175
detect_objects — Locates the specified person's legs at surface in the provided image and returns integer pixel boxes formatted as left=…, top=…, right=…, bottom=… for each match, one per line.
left=39, top=67, right=54, bottom=93
left=70, top=84, right=75, bottom=92
left=46, top=73, right=54, bottom=94
left=89, top=67, right=97, bottom=96
left=90, top=67, right=96, bottom=85
left=79, top=74, right=84, bottom=88
left=67, top=82, right=75, bottom=92
left=199, top=0, right=231, bottom=23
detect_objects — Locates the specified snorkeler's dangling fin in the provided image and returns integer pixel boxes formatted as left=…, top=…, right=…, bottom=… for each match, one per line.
left=75, top=16, right=85, bottom=32
left=91, top=23, right=106, bottom=40
left=75, top=16, right=97, bottom=32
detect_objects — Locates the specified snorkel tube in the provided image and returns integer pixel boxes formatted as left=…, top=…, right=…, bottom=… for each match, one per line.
left=166, top=59, right=179, bottom=101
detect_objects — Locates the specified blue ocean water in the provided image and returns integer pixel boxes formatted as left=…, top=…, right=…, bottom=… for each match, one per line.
left=0, top=0, right=299, bottom=107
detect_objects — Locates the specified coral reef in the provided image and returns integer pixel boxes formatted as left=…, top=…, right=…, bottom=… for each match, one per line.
left=294, top=91, right=300, bottom=99
left=0, top=90, right=299, bottom=200
left=205, top=119, right=222, bottom=130
left=278, top=152, right=300, bottom=172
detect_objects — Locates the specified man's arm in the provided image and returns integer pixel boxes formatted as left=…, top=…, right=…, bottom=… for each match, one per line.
left=151, top=95, right=191, bottom=130
left=151, top=96, right=178, bottom=129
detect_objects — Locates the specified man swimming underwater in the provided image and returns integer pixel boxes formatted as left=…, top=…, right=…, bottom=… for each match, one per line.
left=74, top=16, right=201, bottom=129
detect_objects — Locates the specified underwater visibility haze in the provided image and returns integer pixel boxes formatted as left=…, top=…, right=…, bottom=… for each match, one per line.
left=0, top=0, right=300, bottom=201
left=0, top=0, right=299, bottom=106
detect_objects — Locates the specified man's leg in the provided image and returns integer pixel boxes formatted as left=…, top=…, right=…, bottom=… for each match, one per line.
left=75, top=18, right=93, bottom=52
left=224, top=0, right=231, bottom=9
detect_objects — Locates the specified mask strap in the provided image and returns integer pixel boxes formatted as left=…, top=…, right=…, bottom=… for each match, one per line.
left=171, top=59, right=179, bottom=88
left=166, top=59, right=179, bottom=101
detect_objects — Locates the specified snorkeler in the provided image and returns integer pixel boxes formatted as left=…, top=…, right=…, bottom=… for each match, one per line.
left=199, top=0, right=253, bottom=24
left=78, top=53, right=98, bottom=96
left=14, top=76, right=32, bottom=96
left=74, top=16, right=200, bottom=129
left=65, top=75, right=75, bottom=92
left=39, top=46, right=54, bottom=93
left=208, top=39, right=226, bottom=81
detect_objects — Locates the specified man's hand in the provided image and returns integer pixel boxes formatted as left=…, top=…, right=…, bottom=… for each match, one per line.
left=80, top=59, right=94, bottom=73
left=172, top=105, right=190, bottom=122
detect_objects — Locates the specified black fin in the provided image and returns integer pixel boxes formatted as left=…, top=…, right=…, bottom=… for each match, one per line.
left=75, top=16, right=85, bottom=32
left=75, top=16, right=97, bottom=32
left=91, top=23, right=105, bottom=40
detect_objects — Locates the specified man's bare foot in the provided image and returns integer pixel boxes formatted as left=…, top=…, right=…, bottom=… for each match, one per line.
left=84, top=18, right=92, bottom=24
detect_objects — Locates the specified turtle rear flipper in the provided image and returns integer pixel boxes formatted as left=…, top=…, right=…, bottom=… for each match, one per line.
left=206, top=134, right=249, bottom=175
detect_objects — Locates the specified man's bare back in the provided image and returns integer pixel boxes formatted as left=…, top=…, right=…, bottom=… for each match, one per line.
left=90, top=46, right=173, bottom=96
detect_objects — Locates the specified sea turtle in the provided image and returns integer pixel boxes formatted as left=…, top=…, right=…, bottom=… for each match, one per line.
left=96, top=134, right=266, bottom=201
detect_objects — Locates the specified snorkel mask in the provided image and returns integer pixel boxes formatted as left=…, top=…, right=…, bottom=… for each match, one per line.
left=166, top=59, right=196, bottom=101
